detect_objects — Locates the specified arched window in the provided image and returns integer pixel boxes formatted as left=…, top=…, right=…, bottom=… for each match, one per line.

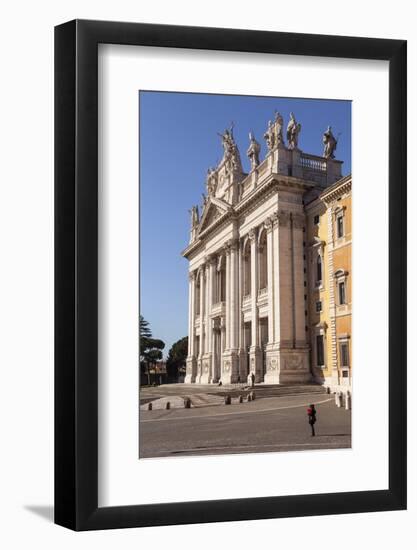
left=215, top=255, right=226, bottom=303
left=243, top=240, right=251, bottom=296
left=316, top=255, right=322, bottom=285
left=258, top=230, right=268, bottom=290
left=195, top=273, right=201, bottom=315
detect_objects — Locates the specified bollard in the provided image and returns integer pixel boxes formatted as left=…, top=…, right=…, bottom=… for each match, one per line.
left=147, top=402, right=153, bottom=411
left=183, top=397, right=191, bottom=409
left=165, top=401, right=170, bottom=410
left=224, top=395, right=231, bottom=405
left=326, top=386, right=331, bottom=395
left=250, top=391, right=256, bottom=401
left=238, top=395, right=243, bottom=403
left=345, top=391, right=351, bottom=410
left=247, top=393, right=252, bottom=402
left=335, top=392, right=342, bottom=408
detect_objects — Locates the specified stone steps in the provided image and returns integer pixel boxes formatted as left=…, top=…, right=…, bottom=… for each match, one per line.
left=251, top=384, right=327, bottom=399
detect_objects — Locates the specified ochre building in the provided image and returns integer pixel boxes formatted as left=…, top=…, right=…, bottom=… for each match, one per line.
left=182, top=113, right=351, bottom=393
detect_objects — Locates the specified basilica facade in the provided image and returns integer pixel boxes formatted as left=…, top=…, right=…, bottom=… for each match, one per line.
left=182, top=112, right=351, bottom=390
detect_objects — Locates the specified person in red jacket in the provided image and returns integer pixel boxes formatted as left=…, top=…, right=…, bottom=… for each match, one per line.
left=307, top=404, right=317, bottom=437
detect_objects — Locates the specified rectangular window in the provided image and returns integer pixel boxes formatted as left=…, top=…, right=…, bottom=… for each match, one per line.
left=337, top=215, right=344, bottom=238
left=314, top=214, right=320, bottom=225
left=316, top=335, right=324, bottom=366
left=315, top=300, right=322, bottom=312
left=340, top=342, right=350, bottom=367
left=339, top=281, right=346, bottom=304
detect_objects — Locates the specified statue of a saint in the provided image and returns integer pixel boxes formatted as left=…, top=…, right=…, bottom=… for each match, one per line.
left=247, top=132, right=261, bottom=170
left=189, top=205, right=199, bottom=227
left=322, top=125, right=338, bottom=159
left=217, top=123, right=236, bottom=160
left=286, top=112, right=301, bottom=150
left=263, top=120, right=276, bottom=151
left=274, top=111, right=284, bottom=145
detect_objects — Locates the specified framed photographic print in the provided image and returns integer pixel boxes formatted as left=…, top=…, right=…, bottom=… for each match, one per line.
left=55, top=20, right=407, bottom=530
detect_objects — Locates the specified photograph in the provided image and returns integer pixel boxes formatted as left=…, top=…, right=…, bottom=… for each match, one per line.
left=139, top=91, right=352, bottom=458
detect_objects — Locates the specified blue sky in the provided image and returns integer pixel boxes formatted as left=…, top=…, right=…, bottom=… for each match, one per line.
left=139, top=91, right=351, bottom=357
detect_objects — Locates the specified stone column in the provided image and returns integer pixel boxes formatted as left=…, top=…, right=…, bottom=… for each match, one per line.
left=185, top=271, right=197, bottom=383
left=263, top=209, right=310, bottom=384
left=264, top=214, right=281, bottom=383
left=204, top=262, right=210, bottom=354
left=292, top=213, right=308, bottom=347
left=238, top=239, right=246, bottom=381
left=265, top=218, right=274, bottom=342
left=200, top=260, right=213, bottom=384
left=225, top=246, right=231, bottom=351
left=221, top=240, right=240, bottom=384
left=248, top=228, right=262, bottom=382
left=199, top=267, right=205, bottom=355
left=196, top=266, right=205, bottom=383
left=230, top=241, right=238, bottom=351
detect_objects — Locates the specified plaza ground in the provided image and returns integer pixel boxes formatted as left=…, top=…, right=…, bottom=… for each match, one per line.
left=139, top=384, right=351, bottom=458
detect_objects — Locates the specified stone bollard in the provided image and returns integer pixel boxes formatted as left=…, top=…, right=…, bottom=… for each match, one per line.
left=147, top=402, right=153, bottom=411
left=165, top=401, right=170, bottom=410
left=250, top=391, right=256, bottom=401
left=247, top=393, right=252, bottom=402
left=345, top=391, right=351, bottom=410
left=224, top=395, right=231, bottom=405
left=183, top=397, right=191, bottom=409
left=326, top=386, right=331, bottom=395
left=238, top=395, right=243, bottom=403
left=335, top=392, right=342, bottom=408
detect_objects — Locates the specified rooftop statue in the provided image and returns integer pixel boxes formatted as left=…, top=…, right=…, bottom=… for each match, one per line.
left=274, top=111, right=284, bottom=146
left=323, top=125, right=338, bottom=159
left=246, top=131, right=261, bottom=170
left=263, top=120, right=275, bottom=151
left=189, top=205, right=199, bottom=228
left=217, top=123, right=236, bottom=160
left=286, top=112, right=301, bottom=150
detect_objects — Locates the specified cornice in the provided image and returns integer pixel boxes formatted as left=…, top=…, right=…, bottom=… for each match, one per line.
left=320, top=174, right=352, bottom=205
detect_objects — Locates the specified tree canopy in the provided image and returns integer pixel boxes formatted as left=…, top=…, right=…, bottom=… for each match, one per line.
left=139, top=315, right=165, bottom=380
left=166, top=336, right=188, bottom=381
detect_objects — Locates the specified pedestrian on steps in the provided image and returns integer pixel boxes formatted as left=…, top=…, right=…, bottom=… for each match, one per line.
left=307, top=404, right=317, bottom=437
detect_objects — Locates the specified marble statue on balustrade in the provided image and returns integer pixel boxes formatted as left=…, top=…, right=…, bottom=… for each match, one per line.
left=189, top=204, right=199, bottom=227
left=263, top=120, right=275, bottom=151
left=246, top=131, right=261, bottom=170
left=274, top=111, right=284, bottom=145
left=217, top=123, right=243, bottom=173
left=287, top=112, right=301, bottom=150
left=323, top=125, right=338, bottom=159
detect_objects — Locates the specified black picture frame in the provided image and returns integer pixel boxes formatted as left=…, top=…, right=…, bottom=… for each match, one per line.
left=55, top=19, right=407, bottom=531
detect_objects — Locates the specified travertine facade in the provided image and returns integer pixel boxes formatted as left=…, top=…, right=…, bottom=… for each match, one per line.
left=182, top=114, right=350, bottom=387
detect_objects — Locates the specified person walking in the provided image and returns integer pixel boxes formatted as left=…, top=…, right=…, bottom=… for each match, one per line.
left=307, top=404, right=317, bottom=437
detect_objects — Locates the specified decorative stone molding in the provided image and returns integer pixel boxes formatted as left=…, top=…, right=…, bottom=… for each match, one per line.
left=188, top=271, right=196, bottom=281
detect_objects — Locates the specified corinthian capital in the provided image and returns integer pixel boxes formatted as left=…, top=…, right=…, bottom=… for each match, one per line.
left=264, top=217, right=273, bottom=233
left=248, top=228, right=257, bottom=242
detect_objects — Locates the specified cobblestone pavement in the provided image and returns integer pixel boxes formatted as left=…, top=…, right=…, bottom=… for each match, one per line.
left=139, top=390, right=351, bottom=458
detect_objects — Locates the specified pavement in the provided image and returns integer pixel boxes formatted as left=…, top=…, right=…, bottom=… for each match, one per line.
left=139, top=385, right=351, bottom=458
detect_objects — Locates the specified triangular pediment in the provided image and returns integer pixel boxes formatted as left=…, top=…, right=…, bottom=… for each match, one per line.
left=198, top=197, right=232, bottom=233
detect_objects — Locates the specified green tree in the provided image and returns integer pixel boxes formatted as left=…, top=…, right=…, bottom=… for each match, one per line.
left=139, top=315, right=165, bottom=385
left=166, top=336, right=188, bottom=382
